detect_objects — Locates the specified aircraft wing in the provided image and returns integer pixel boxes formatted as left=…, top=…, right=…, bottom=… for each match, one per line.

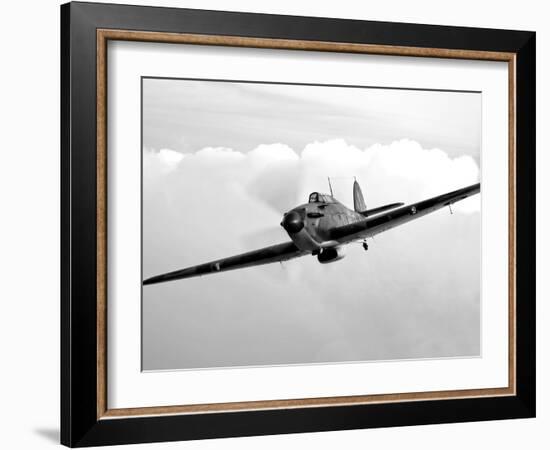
left=330, top=183, right=480, bottom=243
left=143, top=241, right=305, bottom=285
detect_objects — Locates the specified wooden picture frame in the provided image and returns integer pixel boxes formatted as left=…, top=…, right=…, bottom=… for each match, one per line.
left=61, top=1, right=535, bottom=447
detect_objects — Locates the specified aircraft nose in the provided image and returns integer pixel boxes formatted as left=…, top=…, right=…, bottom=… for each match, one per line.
left=281, top=210, right=304, bottom=234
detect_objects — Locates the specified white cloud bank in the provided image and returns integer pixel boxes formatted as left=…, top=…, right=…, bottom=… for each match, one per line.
left=145, top=138, right=480, bottom=215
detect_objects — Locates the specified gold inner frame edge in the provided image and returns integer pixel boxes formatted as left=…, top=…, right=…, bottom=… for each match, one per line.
left=96, top=29, right=517, bottom=420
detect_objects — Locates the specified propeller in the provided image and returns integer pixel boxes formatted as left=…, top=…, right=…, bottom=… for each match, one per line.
left=240, top=209, right=305, bottom=250
left=240, top=225, right=288, bottom=249
left=246, top=167, right=302, bottom=215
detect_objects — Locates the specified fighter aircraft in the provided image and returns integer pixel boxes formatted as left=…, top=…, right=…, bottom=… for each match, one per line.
left=143, top=180, right=480, bottom=285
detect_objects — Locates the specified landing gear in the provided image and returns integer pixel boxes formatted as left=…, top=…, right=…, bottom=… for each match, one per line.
left=362, top=241, right=369, bottom=251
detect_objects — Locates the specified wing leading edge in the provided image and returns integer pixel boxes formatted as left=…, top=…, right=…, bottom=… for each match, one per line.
left=330, top=183, right=480, bottom=242
left=143, top=241, right=304, bottom=285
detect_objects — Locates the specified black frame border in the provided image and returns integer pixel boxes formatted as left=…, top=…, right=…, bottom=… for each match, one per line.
left=61, top=1, right=535, bottom=447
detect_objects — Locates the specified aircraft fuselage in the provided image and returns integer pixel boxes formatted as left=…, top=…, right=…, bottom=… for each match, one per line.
left=282, top=199, right=364, bottom=252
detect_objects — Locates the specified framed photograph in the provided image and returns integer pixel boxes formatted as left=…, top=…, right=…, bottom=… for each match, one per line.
left=61, top=1, right=536, bottom=447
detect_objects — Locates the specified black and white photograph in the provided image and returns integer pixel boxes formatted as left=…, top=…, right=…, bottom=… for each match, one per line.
left=141, top=78, right=482, bottom=371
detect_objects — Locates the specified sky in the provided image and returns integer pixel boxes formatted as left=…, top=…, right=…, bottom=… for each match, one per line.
left=143, top=79, right=481, bottom=163
left=141, top=78, right=481, bottom=371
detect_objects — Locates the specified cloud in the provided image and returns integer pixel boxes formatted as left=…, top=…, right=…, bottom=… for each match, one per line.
left=145, top=138, right=480, bottom=214
left=143, top=148, right=185, bottom=178
left=142, top=139, right=480, bottom=370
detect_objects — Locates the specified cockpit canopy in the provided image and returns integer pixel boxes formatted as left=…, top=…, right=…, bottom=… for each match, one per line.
left=308, top=192, right=336, bottom=204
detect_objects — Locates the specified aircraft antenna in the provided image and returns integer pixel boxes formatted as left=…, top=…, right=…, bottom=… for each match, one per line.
left=327, top=177, right=334, bottom=196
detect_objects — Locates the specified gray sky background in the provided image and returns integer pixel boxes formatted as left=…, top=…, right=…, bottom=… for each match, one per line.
left=142, top=78, right=481, bottom=371
left=143, top=79, right=481, bottom=163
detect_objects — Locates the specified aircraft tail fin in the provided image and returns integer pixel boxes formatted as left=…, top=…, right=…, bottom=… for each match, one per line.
left=353, top=180, right=367, bottom=213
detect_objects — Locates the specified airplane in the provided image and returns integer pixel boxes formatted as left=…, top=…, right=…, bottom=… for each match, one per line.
left=143, top=179, right=480, bottom=285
